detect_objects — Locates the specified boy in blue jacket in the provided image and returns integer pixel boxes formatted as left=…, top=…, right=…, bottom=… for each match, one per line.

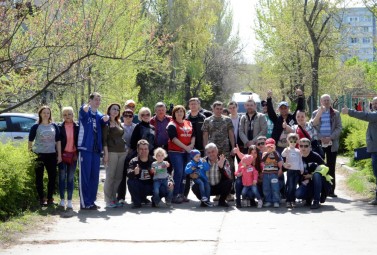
left=185, top=149, right=213, bottom=207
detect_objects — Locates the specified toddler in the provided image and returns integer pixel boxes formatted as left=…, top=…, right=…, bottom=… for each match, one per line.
left=235, top=155, right=263, bottom=208
left=151, top=147, right=172, bottom=207
left=282, top=133, right=304, bottom=208
left=185, top=149, right=212, bottom=207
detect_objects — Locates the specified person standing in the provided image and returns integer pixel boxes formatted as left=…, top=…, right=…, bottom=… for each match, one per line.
left=130, top=107, right=155, bottom=153
left=261, top=100, right=274, bottom=138
left=311, top=94, right=342, bottom=197
left=342, top=97, right=377, bottom=205
left=187, top=98, right=207, bottom=156
left=124, top=99, right=139, bottom=124
left=150, top=102, right=172, bottom=150
left=29, top=106, right=62, bottom=206
left=78, top=92, right=108, bottom=210
left=58, top=107, right=79, bottom=209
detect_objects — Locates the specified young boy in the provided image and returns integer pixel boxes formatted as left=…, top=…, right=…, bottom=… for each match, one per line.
left=185, top=149, right=213, bottom=207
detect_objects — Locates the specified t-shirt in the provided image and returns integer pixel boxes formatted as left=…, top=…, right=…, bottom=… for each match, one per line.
left=30, top=124, right=59, bottom=154
left=127, top=156, right=153, bottom=184
left=281, top=147, right=304, bottom=171
left=262, top=151, right=282, bottom=172
left=302, top=151, right=325, bottom=174
left=202, top=115, right=233, bottom=154
left=152, top=161, right=169, bottom=180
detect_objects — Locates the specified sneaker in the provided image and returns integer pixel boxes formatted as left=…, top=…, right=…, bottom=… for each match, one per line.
left=273, top=202, right=280, bottom=208
left=106, top=201, right=117, bottom=208
left=92, top=203, right=101, bottom=209
left=39, top=199, right=47, bottom=207
left=201, top=196, right=209, bottom=202
left=263, top=202, right=272, bottom=207
left=142, top=198, right=151, bottom=204
left=226, top=194, right=235, bottom=202
left=203, top=201, right=214, bottom=207
left=310, top=201, right=320, bottom=209
left=286, top=202, right=292, bottom=208
left=59, top=199, right=65, bottom=207
left=257, top=200, right=263, bottom=209
left=328, top=193, right=338, bottom=198
left=118, top=199, right=126, bottom=205
left=182, top=196, right=190, bottom=202
left=67, top=200, right=73, bottom=209
left=368, top=199, right=377, bottom=205
left=213, top=195, right=220, bottom=201
left=47, top=199, right=55, bottom=206
left=172, top=195, right=183, bottom=204
left=165, top=201, right=172, bottom=207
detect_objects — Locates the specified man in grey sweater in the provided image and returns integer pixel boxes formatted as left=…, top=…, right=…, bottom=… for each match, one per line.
left=342, top=97, right=377, bottom=205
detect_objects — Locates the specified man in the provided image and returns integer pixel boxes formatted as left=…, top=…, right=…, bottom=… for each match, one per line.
left=191, top=143, right=233, bottom=207
left=127, top=139, right=174, bottom=209
left=312, top=94, right=342, bottom=197
left=186, top=97, right=212, bottom=118
left=78, top=92, right=108, bottom=210
left=187, top=98, right=207, bottom=156
left=239, top=98, right=267, bottom=152
left=228, top=101, right=243, bottom=152
left=124, top=99, right=139, bottom=124
left=342, top=97, right=377, bottom=205
left=261, top=100, right=274, bottom=138
left=296, top=138, right=328, bottom=209
left=150, top=102, right=172, bottom=150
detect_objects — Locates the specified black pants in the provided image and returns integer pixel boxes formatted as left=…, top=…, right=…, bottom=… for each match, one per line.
left=35, top=153, right=57, bottom=200
left=192, top=179, right=232, bottom=203
left=323, top=146, right=338, bottom=193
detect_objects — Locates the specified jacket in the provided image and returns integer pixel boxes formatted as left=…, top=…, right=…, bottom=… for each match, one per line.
left=239, top=112, right=267, bottom=145
left=59, top=121, right=79, bottom=152
left=185, top=159, right=209, bottom=181
left=348, top=109, right=377, bottom=153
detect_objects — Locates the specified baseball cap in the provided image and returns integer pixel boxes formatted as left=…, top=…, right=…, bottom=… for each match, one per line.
left=265, top=138, right=276, bottom=147
left=190, top=149, right=201, bottom=159
left=278, top=101, right=289, bottom=108
left=241, top=155, right=254, bottom=165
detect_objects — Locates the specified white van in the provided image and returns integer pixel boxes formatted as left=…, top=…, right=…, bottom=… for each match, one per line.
left=231, top=92, right=262, bottom=114
left=0, top=113, right=38, bottom=144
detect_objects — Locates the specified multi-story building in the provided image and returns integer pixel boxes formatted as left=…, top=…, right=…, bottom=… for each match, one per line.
left=341, top=7, right=376, bottom=62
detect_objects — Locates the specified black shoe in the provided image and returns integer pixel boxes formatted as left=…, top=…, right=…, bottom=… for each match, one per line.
left=47, top=199, right=55, bottom=206
left=218, top=201, right=229, bottom=207
left=236, top=203, right=242, bottom=208
left=249, top=199, right=256, bottom=207
left=203, top=201, right=214, bottom=207
left=39, top=199, right=47, bottom=207
left=200, top=202, right=207, bottom=207
left=92, top=203, right=101, bottom=209
left=142, top=198, right=151, bottom=204
left=328, top=193, right=338, bottom=198
left=132, top=204, right=142, bottom=209
left=310, top=201, right=320, bottom=209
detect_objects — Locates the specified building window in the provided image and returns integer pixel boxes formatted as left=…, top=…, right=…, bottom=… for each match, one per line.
left=362, top=37, right=371, bottom=43
left=363, top=26, right=370, bottom=32
left=350, top=38, right=358, bottom=43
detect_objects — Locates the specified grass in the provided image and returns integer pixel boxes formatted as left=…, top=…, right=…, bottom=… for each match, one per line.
left=346, top=171, right=375, bottom=199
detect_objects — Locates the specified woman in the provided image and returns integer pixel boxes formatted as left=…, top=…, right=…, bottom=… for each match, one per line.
left=28, top=105, right=62, bottom=206
left=130, top=107, right=155, bottom=153
left=102, top=103, right=127, bottom=208
left=117, top=109, right=136, bottom=204
left=166, top=105, right=195, bottom=203
left=58, top=107, right=79, bottom=209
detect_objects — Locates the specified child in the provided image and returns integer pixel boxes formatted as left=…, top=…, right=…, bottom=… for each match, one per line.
left=262, top=138, right=283, bottom=208
left=151, top=147, right=172, bottom=207
left=281, top=133, right=304, bottom=208
left=235, top=155, right=263, bottom=208
left=185, top=149, right=213, bottom=207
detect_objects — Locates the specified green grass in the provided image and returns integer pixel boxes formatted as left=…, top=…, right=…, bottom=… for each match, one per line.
left=346, top=171, right=375, bottom=198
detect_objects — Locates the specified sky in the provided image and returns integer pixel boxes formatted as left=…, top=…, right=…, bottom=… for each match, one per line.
left=229, top=0, right=366, bottom=64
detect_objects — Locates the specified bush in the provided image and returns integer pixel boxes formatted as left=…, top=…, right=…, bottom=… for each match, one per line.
left=0, top=142, right=37, bottom=221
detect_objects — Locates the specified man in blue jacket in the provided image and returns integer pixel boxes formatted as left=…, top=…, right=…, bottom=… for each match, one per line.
left=78, top=92, right=109, bottom=210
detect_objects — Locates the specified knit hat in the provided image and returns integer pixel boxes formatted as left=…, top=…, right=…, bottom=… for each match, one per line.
left=241, top=155, right=254, bottom=166
left=190, top=149, right=201, bottom=159
left=265, top=138, right=276, bottom=147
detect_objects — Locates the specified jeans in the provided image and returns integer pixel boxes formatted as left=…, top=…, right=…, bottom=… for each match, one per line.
left=286, top=170, right=301, bottom=202
left=168, top=151, right=190, bottom=197
left=153, top=178, right=173, bottom=204
left=242, top=185, right=261, bottom=200
left=371, top=153, right=377, bottom=198
left=323, top=146, right=338, bottom=192
left=35, top=153, right=57, bottom=200
left=128, top=179, right=173, bottom=206
left=263, top=173, right=280, bottom=203
left=192, top=179, right=232, bottom=203
left=58, top=161, right=77, bottom=200
left=193, top=178, right=210, bottom=199
left=295, top=172, right=323, bottom=202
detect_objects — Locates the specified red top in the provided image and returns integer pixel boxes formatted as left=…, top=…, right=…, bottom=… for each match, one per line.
left=167, top=120, right=193, bottom=152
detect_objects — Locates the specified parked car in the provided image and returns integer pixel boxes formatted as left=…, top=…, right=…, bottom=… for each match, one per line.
left=0, top=113, right=38, bottom=144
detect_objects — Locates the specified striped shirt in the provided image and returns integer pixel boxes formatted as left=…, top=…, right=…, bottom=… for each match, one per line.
left=319, top=111, right=331, bottom=137
left=206, top=161, right=222, bottom=186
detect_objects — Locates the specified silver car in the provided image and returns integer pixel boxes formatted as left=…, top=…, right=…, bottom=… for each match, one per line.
left=0, top=113, right=38, bottom=143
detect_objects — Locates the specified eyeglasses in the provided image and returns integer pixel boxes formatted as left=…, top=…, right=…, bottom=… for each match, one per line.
left=123, top=114, right=133, bottom=118
left=299, top=144, right=309, bottom=148
left=141, top=113, right=150, bottom=117
left=257, top=142, right=265, bottom=146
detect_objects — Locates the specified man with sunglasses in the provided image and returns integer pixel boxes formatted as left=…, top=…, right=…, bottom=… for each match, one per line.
left=296, top=138, right=328, bottom=209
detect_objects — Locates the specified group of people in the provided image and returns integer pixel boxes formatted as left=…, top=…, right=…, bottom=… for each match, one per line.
left=27, top=90, right=377, bottom=211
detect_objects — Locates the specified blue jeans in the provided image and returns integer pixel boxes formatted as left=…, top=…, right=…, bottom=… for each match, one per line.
left=295, top=172, right=323, bottom=202
left=153, top=178, right=173, bottom=204
left=193, top=178, right=210, bottom=199
left=168, top=151, right=190, bottom=197
left=371, top=153, right=377, bottom=198
left=58, top=161, right=77, bottom=200
left=263, top=173, right=280, bottom=203
left=242, top=185, right=261, bottom=200
left=286, top=170, right=301, bottom=202
left=128, top=179, right=173, bottom=206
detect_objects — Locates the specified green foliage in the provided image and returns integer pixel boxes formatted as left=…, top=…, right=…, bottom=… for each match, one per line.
left=0, top=142, right=37, bottom=221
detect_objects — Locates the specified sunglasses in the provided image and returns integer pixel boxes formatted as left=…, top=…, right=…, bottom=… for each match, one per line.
left=123, top=114, right=133, bottom=118
left=262, top=104, right=267, bottom=107
left=257, top=142, right=265, bottom=146
left=299, top=144, right=309, bottom=148
left=141, top=113, right=150, bottom=117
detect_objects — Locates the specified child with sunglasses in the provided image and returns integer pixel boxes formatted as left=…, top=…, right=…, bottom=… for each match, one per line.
left=281, top=133, right=304, bottom=208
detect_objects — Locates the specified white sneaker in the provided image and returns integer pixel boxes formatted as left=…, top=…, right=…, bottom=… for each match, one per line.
left=226, top=194, right=235, bottom=202
left=59, top=199, right=65, bottom=207
left=201, top=196, right=208, bottom=202
left=257, top=200, right=263, bottom=208
left=213, top=195, right=220, bottom=201
left=67, top=200, right=73, bottom=209
left=273, top=202, right=280, bottom=208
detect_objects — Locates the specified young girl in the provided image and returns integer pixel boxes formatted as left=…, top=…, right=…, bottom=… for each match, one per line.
left=281, top=133, right=304, bottom=208
left=235, top=155, right=263, bottom=208
left=151, top=147, right=172, bottom=207
left=185, top=149, right=212, bottom=207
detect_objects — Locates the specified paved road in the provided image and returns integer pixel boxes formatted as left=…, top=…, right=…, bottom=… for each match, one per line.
left=1, top=167, right=376, bottom=255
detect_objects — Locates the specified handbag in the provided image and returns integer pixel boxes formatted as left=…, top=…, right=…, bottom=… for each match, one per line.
left=62, top=151, right=76, bottom=165
left=297, top=125, right=325, bottom=158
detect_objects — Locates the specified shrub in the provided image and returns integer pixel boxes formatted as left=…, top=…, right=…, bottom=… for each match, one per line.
left=0, top=142, right=37, bottom=221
